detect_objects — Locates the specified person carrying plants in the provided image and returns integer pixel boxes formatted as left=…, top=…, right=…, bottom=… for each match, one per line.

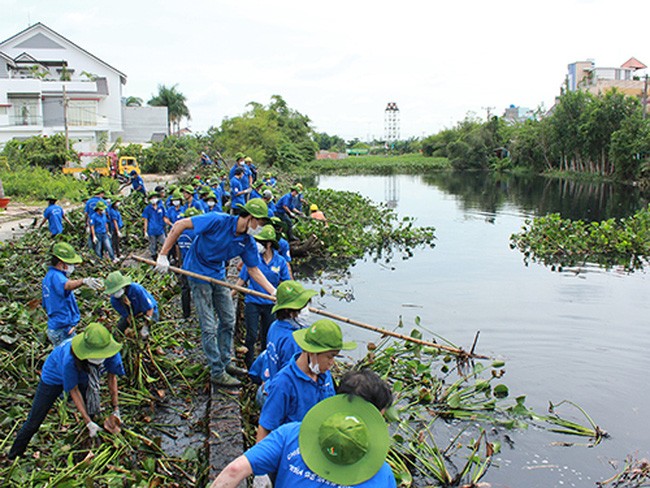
left=89, top=200, right=116, bottom=262
left=256, top=319, right=357, bottom=443
left=105, top=271, right=158, bottom=340
left=142, top=190, right=171, bottom=259
left=233, top=225, right=291, bottom=369
left=84, top=187, right=108, bottom=251
left=154, top=198, right=277, bottom=387
left=248, top=280, right=315, bottom=389
left=108, top=196, right=124, bottom=259
left=39, top=195, right=73, bottom=237
left=230, top=167, right=249, bottom=215
left=130, top=170, right=146, bottom=195
left=176, top=207, right=202, bottom=319
left=8, top=322, right=125, bottom=460
left=42, top=243, right=103, bottom=346
left=210, top=369, right=396, bottom=488
left=274, top=186, right=300, bottom=241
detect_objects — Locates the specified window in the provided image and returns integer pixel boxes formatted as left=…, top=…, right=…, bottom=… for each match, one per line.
left=68, top=100, right=97, bottom=126
left=9, top=98, right=39, bottom=125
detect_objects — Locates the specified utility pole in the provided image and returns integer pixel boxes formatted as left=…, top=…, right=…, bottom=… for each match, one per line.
left=643, top=74, right=648, bottom=120
left=62, top=84, right=69, bottom=151
left=482, top=106, right=495, bottom=121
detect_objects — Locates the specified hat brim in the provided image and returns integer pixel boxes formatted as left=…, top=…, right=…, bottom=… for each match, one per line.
left=293, top=328, right=357, bottom=353
left=105, top=276, right=132, bottom=296
left=271, top=289, right=317, bottom=314
left=72, top=332, right=122, bottom=360
left=235, top=203, right=269, bottom=220
left=299, top=395, right=390, bottom=485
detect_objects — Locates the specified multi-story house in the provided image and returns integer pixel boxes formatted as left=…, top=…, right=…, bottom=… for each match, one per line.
left=567, top=57, right=647, bottom=98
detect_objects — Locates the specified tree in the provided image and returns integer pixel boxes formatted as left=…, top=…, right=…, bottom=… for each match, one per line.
left=124, top=96, right=143, bottom=107
left=148, top=84, right=190, bottom=134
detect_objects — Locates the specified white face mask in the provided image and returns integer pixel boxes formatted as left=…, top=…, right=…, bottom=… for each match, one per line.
left=150, top=198, right=159, bottom=205
left=297, top=307, right=311, bottom=324
left=87, top=357, right=105, bottom=366
left=247, top=224, right=263, bottom=237
left=308, top=354, right=321, bottom=375
left=207, top=200, right=216, bottom=208
left=65, top=264, right=75, bottom=276
left=172, top=200, right=180, bottom=207
left=113, top=288, right=125, bottom=299
left=256, top=242, right=265, bottom=254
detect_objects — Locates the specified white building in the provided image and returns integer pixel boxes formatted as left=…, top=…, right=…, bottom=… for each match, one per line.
left=0, top=23, right=167, bottom=148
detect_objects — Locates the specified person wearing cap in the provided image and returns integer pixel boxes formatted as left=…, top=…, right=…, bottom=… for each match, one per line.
left=182, top=184, right=206, bottom=213
left=8, top=323, right=125, bottom=460
left=84, top=187, right=108, bottom=251
left=233, top=225, right=291, bottom=368
left=292, top=183, right=307, bottom=215
left=130, top=170, right=146, bottom=195
left=42, top=243, right=103, bottom=346
left=200, top=185, right=221, bottom=213
left=155, top=185, right=167, bottom=205
left=248, top=280, right=314, bottom=388
left=230, top=167, right=249, bottom=214
left=154, top=198, right=277, bottom=387
left=274, top=187, right=300, bottom=241
left=39, top=195, right=73, bottom=236
left=108, top=196, right=124, bottom=259
left=105, top=271, right=158, bottom=340
left=229, top=153, right=252, bottom=198
left=250, top=180, right=265, bottom=200
left=176, top=207, right=202, bottom=319
left=270, top=217, right=294, bottom=277
left=142, top=191, right=171, bottom=259
left=262, top=189, right=276, bottom=217
left=89, top=200, right=116, bottom=261
left=309, top=204, right=328, bottom=226
left=256, top=319, right=356, bottom=442
left=245, top=156, right=258, bottom=183
left=263, top=172, right=277, bottom=188
left=210, top=369, right=396, bottom=488
left=209, top=179, right=225, bottom=212
left=165, top=184, right=179, bottom=207
left=167, top=189, right=186, bottom=225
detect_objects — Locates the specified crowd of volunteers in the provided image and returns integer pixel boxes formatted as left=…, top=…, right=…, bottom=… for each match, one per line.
left=10, top=152, right=394, bottom=487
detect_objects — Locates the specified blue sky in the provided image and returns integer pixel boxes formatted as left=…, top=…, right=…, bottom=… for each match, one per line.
left=2, top=0, right=648, bottom=140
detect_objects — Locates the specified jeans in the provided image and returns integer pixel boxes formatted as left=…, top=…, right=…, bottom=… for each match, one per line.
left=9, top=381, right=87, bottom=458
left=111, top=228, right=121, bottom=257
left=148, top=234, right=165, bottom=259
left=279, top=213, right=295, bottom=241
left=179, top=274, right=192, bottom=319
left=244, top=302, right=275, bottom=368
left=94, top=233, right=114, bottom=260
left=189, top=280, right=235, bottom=378
left=46, top=326, right=75, bottom=346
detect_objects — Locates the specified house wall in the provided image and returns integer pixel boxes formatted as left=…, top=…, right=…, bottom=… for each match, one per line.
left=122, top=106, right=168, bottom=143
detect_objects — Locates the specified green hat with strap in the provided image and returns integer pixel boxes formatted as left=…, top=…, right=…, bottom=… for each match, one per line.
left=299, top=394, right=390, bottom=485
left=171, top=190, right=183, bottom=200
left=235, top=151, right=245, bottom=160
left=94, top=201, right=107, bottom=211
left=253, top=224, right=278, bottom=249
left=46, top=194, right=57, bottom=201
left=181, top=207, right=203, bottom=218
left=104, top=271, right=132, bottom=295
left=199, top=185, right=212, bottom=196
left=293, top=319, right=357, bottom=353
left=71, top=322, right=122, bottom=360
left=52, top=242, right=82, bottom=264
left=236, top=198, right=269, bottom=219
left=253, top=180, right=264, bottom=189
left=182, top=185, right=195, bottom=194
left=272, top=280, right=317, bottom=313
left=147, top=190, right=158, bottom=199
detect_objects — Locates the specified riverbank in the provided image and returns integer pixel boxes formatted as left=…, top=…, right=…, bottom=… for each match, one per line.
left=299, top=153, right=450, bottom=175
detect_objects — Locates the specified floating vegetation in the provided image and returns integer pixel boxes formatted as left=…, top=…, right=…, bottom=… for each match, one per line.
left=599, top=456, right=650, bottom=488
left=300, top=154, right=450, bottom=175
left=510, top=205, right=650, bottom=272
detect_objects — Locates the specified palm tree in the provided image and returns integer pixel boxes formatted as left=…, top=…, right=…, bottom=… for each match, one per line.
left=124, top=96, right=143, bottom=107
left=148, top=84, right=190, bottom=135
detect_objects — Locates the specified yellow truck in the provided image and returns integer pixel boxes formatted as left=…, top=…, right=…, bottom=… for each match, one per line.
left=62, top=152, right=140, bottom=181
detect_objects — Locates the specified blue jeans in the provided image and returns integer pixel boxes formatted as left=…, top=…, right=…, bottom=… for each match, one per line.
left=47, top=326, right=75, bottom=346
left=189, top=280, right=236, bottom=378
left=94, top=233, right=114, bottom=260
left=148, top=234, right=165, bottom=259
left=244, top=302, right=275, bottom=368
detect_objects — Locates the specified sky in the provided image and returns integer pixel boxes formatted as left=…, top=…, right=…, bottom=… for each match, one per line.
left=2, top=0, right=649, bottom=141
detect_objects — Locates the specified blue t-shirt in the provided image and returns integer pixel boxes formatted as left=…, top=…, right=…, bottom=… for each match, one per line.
left=177, top=228, right=197, bottom=261
left=109, top=206, right=123, bottom=230
left=110, top=283, right=158, bottom=318
left=251, top=189, right=263, bottom=200
left=259, top=354, right=335, bottom=432
left=89, top=211, right=109, bottom=236
left=84, top=196, right=107, bottom=216
left=249, top=319, right=303, bottom=383
left=186, top=197, right=206, bottom=213
left=167, top=205, right=185, bottom=224
left=275, top=193, right=295, bottom=217
left=278, top=238, right=292, bottom=263
left=40, top=340, right=125, bottom=393
left=230, top=177, right=245, bottom=208
left=267, top=201, right=277, bottom=217
left=43, top=204, right=65, bottom=235
left=240, top=251, right=290, bottom=305
left=42, top=267, right=80, bottom=330
left=142, top=203, right=167, bottom=236
left=131, top=176, right=146, bottom=194
left=211, top=186, right=224, bottom=212
left=183, top=213, right=259, bottom=282
left=246, top=422, right=396, bottom=487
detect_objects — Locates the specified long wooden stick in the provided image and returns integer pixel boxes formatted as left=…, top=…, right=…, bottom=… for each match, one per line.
left=131, top=255, right=486, bottom=359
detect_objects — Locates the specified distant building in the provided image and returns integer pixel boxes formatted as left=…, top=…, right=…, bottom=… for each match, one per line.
left=566, top=57, right=647, bottom=98
left=0, top=23, right=167, bottom=148
left=502, top=105, right=535, bottom=124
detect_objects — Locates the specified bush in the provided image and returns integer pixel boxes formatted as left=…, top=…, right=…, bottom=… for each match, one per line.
left=0, top=167, right=114, bottom=201
left=141, top=136, right=201, bottom=173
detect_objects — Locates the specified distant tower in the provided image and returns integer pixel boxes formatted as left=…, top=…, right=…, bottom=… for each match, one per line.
left=384, top=102, right=400, bottom=144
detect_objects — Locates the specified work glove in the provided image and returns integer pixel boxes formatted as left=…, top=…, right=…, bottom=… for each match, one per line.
left=86, top=421, right=102, bottom=438
left=117, top=231, right=123, bottom=238
left=92, top=236, right=98, bottom=245
left=252, top=475, right=273, bottom=488
left=82, top=277, right=103, bottom=290
left=85, top=225, right=90, bottom=235
left=112, top=408, right=121, bottom=421
left=154, top=254, right=170, bottom=273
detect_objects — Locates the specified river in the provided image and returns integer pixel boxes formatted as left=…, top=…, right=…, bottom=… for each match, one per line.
left=312, top=172, right=649, bottom=487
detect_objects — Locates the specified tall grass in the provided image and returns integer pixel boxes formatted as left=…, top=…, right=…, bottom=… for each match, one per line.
left=300, top=153, right=450, bottom=175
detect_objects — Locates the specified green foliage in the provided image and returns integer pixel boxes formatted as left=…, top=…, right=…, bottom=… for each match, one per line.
left=140, top=136, right=202, bottom=173
left=0, top=167, right=101, bottom=201
left=314, top=132, right=346, bottom=152
left=148, top=84, right=190, bottom=134
left=1, top=134, right=78, bottom=171
left=206, top=95, right=317, bottom=167
left=510, top=206, right=650, bottom=271
left=299, top=153, right=450, bottom=175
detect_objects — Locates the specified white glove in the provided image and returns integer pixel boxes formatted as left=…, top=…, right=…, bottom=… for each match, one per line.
left=117, top=231, right=123, bottom=238
left=155, top=254, right=170, bottom=273
left=92, top=236, right=98, bottom=245
left=112, top=408, right=121, bottom=421
left=252, top=475, right=273, bottom=488
left=85, top=226, right=90, bottom=235
left=82, top=277, right=103, bottom=290
left=86, top=421, right=101, bottom=438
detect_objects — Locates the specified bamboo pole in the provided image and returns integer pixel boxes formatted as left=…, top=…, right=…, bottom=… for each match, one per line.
left=131, top=255, right=487, bottom=359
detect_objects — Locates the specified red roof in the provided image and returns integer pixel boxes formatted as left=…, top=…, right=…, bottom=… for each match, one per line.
left=621, top=57, right=647, bottom=70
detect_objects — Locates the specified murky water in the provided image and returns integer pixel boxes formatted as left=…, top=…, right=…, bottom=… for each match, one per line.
left=313, top=172, right=650, bottom=487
